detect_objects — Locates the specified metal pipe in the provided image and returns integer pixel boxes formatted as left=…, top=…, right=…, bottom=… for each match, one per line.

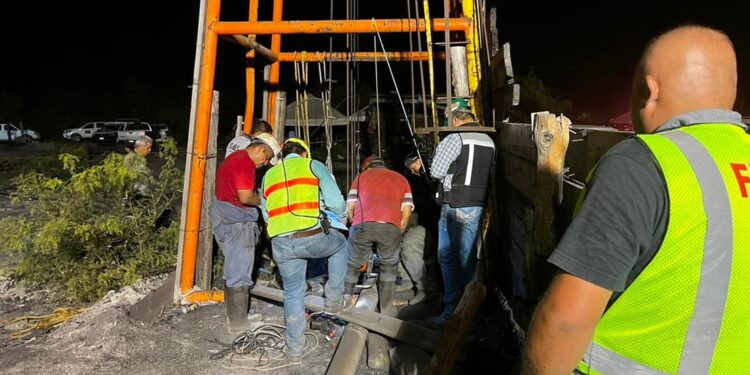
left=267, top=0, right=284, bottom=128
left=231, top=35, right=279, bottom=61
left=179, top=0, right=221, bottom=294
left=213, top=18, right=470, bottom=35
left=244, top=0, right=260, bottom=134
left=267, top=51, right=446, bottom=62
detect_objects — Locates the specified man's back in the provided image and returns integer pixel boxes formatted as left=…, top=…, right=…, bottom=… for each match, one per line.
left=348, top=168, right=412, bottom=227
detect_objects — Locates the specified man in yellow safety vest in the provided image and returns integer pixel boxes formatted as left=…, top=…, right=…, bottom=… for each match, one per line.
left=522, top=25, right=750, bottom=374
left=260, top=138, right=350, bottom=361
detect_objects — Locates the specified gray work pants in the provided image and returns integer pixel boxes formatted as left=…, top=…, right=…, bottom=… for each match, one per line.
left=348, top=222, right=402, bottom=282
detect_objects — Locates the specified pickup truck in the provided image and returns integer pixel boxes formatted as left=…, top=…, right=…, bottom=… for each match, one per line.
left=0, top=123, right=41, bottom=143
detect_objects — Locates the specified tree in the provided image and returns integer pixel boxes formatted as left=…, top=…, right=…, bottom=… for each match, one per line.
left=0, top=139, right=182, bottom=302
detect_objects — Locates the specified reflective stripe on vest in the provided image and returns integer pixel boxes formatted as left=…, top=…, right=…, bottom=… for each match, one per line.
left=263, top=158, right=321, bottom=238
left=579, top=124, right=749, bottom=374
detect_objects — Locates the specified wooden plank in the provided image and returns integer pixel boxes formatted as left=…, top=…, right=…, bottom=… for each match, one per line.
left=195, top=91, right=219, bottom=290
left=250, top=285, right=441, bottom=352
left=175, top=0, right=208, bottom=303
left=428, top=281, right=487, bottom=374
left=501, top=151, right=536, bottom=201
left=497, top=122, right=536, bottom=162
left=526, top=114, right=570, bottom=301
left=413, top=125, right=496, bottom=134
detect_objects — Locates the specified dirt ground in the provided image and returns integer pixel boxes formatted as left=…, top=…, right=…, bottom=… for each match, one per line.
left=0, top=273, right=386, bottom=375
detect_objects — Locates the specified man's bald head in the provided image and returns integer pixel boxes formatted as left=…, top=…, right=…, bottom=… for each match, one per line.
left=631, top=25, right=737, bottom=133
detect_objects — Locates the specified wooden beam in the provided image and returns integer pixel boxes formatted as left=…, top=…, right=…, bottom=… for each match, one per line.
left=195, top=91, right=219, bottom=290
left=497, top=122, right=536, bottom=162
left=501, top=151, right=536, bottom=201
left=526, top=114, right=570, bottom=301
left=250, top=285, right=441, bottom=352
left=413, top=125, right=496, bottom=134
left=428, top=281, right=487, bottom=374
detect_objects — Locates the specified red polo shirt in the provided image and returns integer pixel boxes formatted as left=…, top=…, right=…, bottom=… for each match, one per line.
left=216, top=150, right=257, bottom=207
left=347, top=167, right=413, bottom=227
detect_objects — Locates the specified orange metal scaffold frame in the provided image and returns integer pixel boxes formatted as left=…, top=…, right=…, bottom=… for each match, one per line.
left=178, top=0, right=470, bottom=303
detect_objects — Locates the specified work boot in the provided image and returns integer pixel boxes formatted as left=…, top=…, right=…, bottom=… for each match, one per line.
left=378, top=280, right=397, bottom=317
left=225, top=286, right=259, bottom=334
left=343, top=281, right=356, bottom=296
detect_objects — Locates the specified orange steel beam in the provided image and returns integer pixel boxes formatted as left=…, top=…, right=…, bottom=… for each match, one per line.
left=213, top=18, right=470, bottom=35
left=266, top=0, right=284, bottom=129
left=180, top=0, right=221, bottom=294
left=244, top=0, right=260, bottom=134
left=270, top=51, right=447, bottom=62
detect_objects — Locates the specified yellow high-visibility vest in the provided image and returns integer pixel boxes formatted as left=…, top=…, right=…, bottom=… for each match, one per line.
left=263, top=157, right=321, bottom=238
left=578, top=124, right=750, bottom=374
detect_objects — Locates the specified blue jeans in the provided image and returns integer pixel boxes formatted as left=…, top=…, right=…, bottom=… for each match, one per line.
left=212, top=221, right=260, bottom=288
left=437, top=204, right=484, bottom=316
left=272, top=230, right=349, bottom=356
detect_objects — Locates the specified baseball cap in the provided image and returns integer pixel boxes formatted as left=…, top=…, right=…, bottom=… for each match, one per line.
left=445, top=98, right=472, bottom=118
left=404, top=153, right=420, bottom=168
left=251, top=133, right=281, bottom=165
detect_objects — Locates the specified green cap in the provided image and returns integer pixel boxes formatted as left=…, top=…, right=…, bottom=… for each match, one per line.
left=445, top=98, right=472, bottom=117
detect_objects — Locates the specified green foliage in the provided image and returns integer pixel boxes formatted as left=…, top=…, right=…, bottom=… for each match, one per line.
left=0, top=138, right=183, bottom=302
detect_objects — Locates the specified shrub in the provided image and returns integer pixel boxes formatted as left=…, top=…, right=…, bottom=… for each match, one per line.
left=0, top=139, right=182, bottom=302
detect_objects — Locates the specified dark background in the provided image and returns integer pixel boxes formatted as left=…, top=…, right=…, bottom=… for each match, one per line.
left=1, top=0, right=748, bottom=140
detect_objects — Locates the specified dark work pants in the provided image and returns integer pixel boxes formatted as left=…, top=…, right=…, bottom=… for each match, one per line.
left=347, top=222, right=402, bottom=282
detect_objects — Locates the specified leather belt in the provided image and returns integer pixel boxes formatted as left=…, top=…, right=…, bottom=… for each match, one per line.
left=289, top=227, right=324, bottom=239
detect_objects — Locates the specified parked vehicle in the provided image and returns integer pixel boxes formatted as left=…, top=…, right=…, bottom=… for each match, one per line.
left=93, top=122, right=126, bottom=143
left=117, top=120, right=152, bottom=144
left=0, top=123, right=41, bottom=143
left=63, top=121, right=106, bottom=142
left=149, top=124, right=170, bottom=142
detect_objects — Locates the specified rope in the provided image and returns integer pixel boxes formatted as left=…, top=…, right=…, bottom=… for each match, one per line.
left=211, top=322, right=321, bottom=372
left=372, top=20, right=428, bottom=175
left=373, top=35, right=382, bottom=157
left=293, top=52, right=302, bottom=139
left=1, top=307, right=86, bottom=339
left=316, top=52, right=334, bottom=171
left=406, top=0, right=417, bottom=130
left=413, top=0, right=430, bottom=130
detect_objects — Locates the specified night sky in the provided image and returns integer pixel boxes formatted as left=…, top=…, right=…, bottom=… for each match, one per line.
left=1, top=0, right=749, bottom=138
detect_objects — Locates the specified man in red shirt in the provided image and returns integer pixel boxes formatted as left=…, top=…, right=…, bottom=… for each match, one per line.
left=210, top=134, right=280, bottom=333
left=345, top=156, right=413, bottom=316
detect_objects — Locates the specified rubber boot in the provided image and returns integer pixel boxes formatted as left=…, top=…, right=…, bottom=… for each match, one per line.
left=225, top=286, right=250, bottom=333
left=378, top=281, right=397, bottom=317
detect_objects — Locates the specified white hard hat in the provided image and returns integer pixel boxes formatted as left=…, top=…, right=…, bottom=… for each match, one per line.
left=252, top=133, right=282, bottom=165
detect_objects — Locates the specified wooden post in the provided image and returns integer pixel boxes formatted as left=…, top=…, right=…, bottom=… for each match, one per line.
left=175, top=0, right=208, bottom=302
left=428, top=281, right=486, bottom=374
left=527, top=114, right=570, bottom=301
left=195, top=91, right=219, bottom=290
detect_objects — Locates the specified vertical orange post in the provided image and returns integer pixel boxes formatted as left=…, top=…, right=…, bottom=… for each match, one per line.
left=180, top=0, right=221, bottom=294
left=266, top=0, right=284, bottom=128
left=243, top=0, right=260, bottom=134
